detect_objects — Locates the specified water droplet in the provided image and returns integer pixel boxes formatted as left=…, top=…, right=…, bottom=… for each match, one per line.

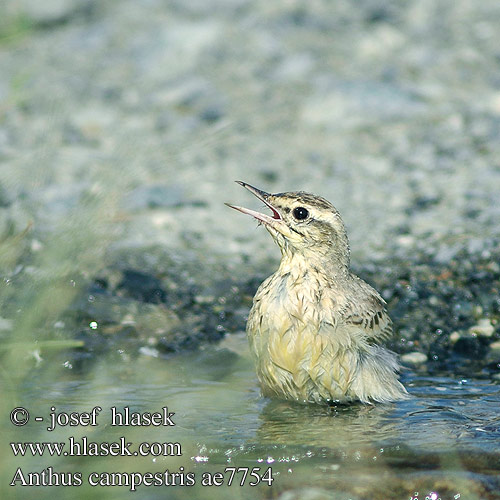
left=425, top=492, right=440, bottom=500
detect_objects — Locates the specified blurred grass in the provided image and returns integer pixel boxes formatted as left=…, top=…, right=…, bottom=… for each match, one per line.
left=0, top=339, right=85, bottom=351
left=0, top=11, right=34, bottom=46
left=0, top=178, right=122, bottom=496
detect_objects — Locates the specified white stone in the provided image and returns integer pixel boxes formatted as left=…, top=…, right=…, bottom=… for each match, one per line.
left=401, top=351, right=428, bottom=365
left=469, top=318, right=495, bottom=337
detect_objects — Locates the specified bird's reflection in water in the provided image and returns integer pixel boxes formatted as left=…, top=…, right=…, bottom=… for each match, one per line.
left=256, top=398, right=399, bottom=449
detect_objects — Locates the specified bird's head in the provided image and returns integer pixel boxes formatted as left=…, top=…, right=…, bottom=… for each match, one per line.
left=226, top=181, right=350, bottom=269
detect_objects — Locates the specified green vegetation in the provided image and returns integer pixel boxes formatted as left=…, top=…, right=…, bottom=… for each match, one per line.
left=0, top=13, right=33, bottom=46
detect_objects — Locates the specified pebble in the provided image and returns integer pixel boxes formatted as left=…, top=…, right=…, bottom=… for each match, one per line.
left=489, top=341, right=500, bottom=353
left=468, top=318, right=495, bottom=337
left=401, top=351, right=428, bottom=366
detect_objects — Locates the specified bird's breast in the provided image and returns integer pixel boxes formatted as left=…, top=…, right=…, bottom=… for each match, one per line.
left=247, top=270, right=335, bottom=359
left=251, top=271, right=322, bottom=324
left=246, top=269, right=348, bottom=402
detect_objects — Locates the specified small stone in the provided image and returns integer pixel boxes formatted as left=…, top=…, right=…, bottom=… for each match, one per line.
left=428, top=295, right=439, bottom=306
left=139, top=346, right=160, bottom=358
left=468, top=318, right=495, bottom=337
left=489, top=341, right=500, bottom=353
left=449, top=331, right=461, bottom=343
left=200, top=105, right=224, bottom=124
left=401, top=351, right=428, bottom=366
left=396, top=235, right=415, bottom=247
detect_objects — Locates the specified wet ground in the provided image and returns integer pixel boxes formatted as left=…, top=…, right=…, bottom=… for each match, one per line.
left=1, top=0, right=500, bottom=498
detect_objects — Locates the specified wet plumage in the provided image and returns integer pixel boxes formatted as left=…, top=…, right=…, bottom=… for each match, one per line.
left=226, top=182, right=408, bottom=404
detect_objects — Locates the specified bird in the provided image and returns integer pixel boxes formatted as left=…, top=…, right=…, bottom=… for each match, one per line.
left=225, top=181, right=408, bottom=404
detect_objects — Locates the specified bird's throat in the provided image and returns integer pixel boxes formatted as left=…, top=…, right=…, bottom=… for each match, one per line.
left=277, top=251, right=348, bottom=284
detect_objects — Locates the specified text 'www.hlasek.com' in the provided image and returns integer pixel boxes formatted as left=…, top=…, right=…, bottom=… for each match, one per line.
left=8, top=406, right=274, bottom=491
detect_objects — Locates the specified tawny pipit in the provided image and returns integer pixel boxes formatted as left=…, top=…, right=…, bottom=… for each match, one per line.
left=226, top=181, right=408, bottom=404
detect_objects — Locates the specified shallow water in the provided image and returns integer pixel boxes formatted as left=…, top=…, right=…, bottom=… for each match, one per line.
left=3, top=334, right=499, bottom=500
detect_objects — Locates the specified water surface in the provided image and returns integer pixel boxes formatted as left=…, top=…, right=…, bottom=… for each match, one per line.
left=3, top=334, right=499, bottom=500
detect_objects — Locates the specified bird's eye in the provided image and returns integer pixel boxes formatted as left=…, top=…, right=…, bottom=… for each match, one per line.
left=293, top=207, right=309, bottom=220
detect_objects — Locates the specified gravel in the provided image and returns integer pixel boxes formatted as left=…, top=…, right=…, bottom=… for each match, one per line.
left=1, top=0, right=500, bottom=374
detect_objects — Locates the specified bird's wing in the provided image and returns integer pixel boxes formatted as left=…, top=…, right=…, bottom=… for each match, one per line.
left=342, top=292, right=393, bottom=344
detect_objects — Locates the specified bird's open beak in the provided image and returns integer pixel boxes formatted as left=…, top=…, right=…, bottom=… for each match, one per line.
left=225, top=181, right=284, bottom=228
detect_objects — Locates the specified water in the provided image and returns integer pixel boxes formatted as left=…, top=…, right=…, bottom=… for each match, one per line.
left=3, top=334, right=499, bottom=500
